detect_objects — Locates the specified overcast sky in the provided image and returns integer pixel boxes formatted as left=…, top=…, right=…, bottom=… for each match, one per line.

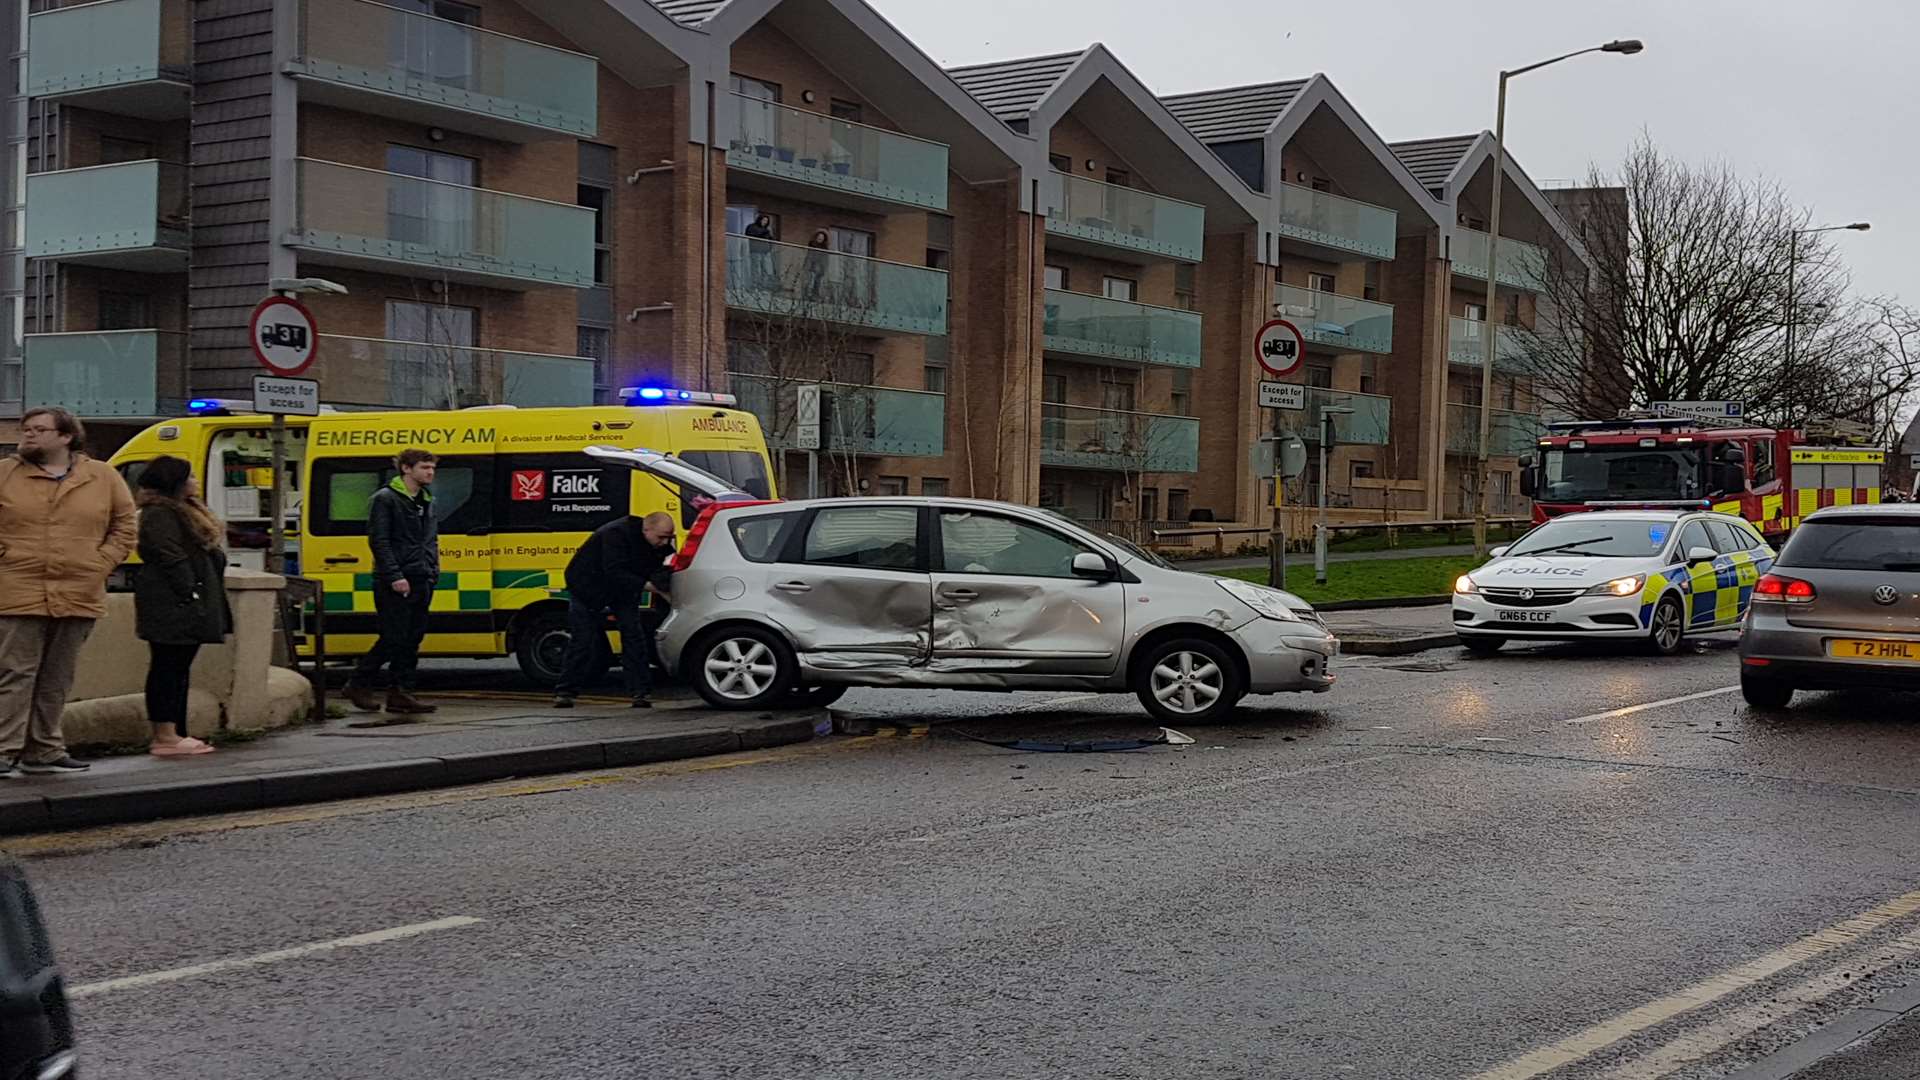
left=883, top=0, right=1914, bottom=307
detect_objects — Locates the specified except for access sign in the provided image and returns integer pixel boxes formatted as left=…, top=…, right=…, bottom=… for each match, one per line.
left=249, top=295, right=318, bottom=376
left=252, top=374, right=320, bottom=417
left=1258, top=381, right=1304, bottom=410
left=1254, top=318, right=1306, bottom=378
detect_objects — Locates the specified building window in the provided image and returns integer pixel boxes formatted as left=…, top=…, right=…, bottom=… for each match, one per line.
left=577, top=326, right=611, bottom=402
left=921, top=477, right=948, bottom=497
left=1048, top=153, right=1071, bottom=173
left=726, top=204, right=778, bottom=239
left=99, top=291, right=152, bottom=330
left=578, top=184, right=609, bottom=285
left=1364, top=262, right=1382, bottom=301
left=99, top=136, right=152, bottom=164
left=1174, top=264, right=1197, bottom=310
left=1307, top=272, right=1335, bottom=293
left=830, top=99, right=862, bottom=122
left=876, top=475, right=908, bottom=497
left=1170, top=369, right=1191, bottom=416
left=1105, top=168, right=1130, bottom=188
left=829, top=226, right=875, bottom=257
left=1504, top=293, right=1521, bottom=325
left=1359, top=356, right=1378, bottom=395
left=1139, top=487, right=1158, bottom=522
left=1102, top=276, right=1136, bottom=301
left=730, top=74, right=781, bottom=102
left=1310, top=177, right=1332, bottom=192
left=1350, top=460, right=1376, bottom=484
left=1168, top=489, right=1190, bottom=523
left=1464, top=302, right=1486, bottom=322
left=386, top=300, right=479, bottom=409
left=1044, top=265, right=1067, bottom=290
left=1306, top=363, right=1333, bottom=389
left=926, top=212, right=952, bottom=272
left=386, top=145, right=477, bottom=248
left=1457, top=382, right=1484, bottom=407
left=924, top=336, right=948, bottom=394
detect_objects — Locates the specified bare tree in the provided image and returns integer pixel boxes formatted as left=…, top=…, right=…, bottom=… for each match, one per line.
left=1525, top=136, right=1881, bottom=426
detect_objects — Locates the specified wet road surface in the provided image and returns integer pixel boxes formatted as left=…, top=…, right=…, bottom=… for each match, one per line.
left=18, top=635, right=1920, bottom=1079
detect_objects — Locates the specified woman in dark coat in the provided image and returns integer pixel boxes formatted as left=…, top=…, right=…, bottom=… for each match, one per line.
left=133, top=456, right=231, bottom=757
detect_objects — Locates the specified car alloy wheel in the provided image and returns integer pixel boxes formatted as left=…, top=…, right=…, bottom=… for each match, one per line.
left=1650, top=596, right=1685, bottom=655
left=1151, top=650, right=1225, bottom=715
left=705, top=637, right=779, bottom=701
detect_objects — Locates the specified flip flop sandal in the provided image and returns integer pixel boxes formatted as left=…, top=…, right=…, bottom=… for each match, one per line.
left=149, top=738, right=217, bottom=757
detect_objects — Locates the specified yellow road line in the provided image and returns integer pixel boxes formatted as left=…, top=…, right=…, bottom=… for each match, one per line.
left=1473, top=885, right=1920, bottom=1079
left=3, top=736, right=878, bottom=859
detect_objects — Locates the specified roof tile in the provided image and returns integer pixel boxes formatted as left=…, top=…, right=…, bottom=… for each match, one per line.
left=1160, top=79, right=1311, bottom=142
left=946, top=51, right=1087, bottom=122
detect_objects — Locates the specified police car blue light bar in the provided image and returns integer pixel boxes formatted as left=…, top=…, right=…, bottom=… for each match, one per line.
left=618, top=386, right=739, bottom=407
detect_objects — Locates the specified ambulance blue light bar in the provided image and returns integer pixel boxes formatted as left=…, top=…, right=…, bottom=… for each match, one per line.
left=618, top=386, right=738, bottom=407
left=189, top=398, right=252, bottom=413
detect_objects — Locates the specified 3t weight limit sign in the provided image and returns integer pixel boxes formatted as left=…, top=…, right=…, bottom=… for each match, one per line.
left=1254, top=319, right=1305, bottom=378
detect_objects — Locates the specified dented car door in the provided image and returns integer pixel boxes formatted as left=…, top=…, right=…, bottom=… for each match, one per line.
left=765, top=503, right=932, bottom=668
left=928, top=508, right=1125, bottom=676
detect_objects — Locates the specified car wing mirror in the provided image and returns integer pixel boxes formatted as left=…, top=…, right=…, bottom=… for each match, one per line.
left=1489, top=546, right=1510, bottom=559
left=1687, top=546, right=1718, bottom=564
left=1071, top=552, right=1115, bottom=580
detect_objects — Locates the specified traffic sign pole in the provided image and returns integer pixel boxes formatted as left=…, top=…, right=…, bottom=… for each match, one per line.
left=250, top=293, right=321, bottom=574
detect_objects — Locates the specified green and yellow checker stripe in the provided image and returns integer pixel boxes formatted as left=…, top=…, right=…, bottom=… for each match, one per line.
left=318, top=571, right=502, bottom=614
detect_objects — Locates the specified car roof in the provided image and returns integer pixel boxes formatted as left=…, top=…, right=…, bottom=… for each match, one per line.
left=1544, top=509, right=1690, bottom=522
left=1804, top=503, right=1920, bottom=521
left=722, top=496, right=1056, bottom=514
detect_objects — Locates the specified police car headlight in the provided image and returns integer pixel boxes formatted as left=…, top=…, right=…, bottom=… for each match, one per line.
left=1585, top=574, right=1645, bottom=598
left=1453, top=575, right=1479, bottom=595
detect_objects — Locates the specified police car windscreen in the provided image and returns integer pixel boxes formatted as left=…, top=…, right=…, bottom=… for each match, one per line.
left=1778, top=520, right=1920, bottom=572
left=1541, top=446, right=1703, bottom=501
left=1506, top=517, right=1671, bottom=558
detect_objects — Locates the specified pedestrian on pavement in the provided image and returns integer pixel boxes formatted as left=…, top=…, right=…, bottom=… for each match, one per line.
left=553, top=510, right=676, bottom=710
left=344, top=449, right=440, bottom=717
left=133, top=455, right=229, bottom=758
left=0, top=407, right=137, bottom=776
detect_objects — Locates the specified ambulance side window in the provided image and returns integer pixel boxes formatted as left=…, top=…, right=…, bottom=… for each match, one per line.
left=310, top=457, right=493, bottom=536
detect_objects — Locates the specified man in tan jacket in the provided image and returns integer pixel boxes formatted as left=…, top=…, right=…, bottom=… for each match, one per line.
left=0, top=407, right=138, bottom=775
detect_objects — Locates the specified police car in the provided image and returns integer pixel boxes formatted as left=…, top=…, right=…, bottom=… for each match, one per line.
left=1452, top=510, right=1775, bottom=656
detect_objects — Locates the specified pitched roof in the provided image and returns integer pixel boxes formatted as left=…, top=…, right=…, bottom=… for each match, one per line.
left=1160, top=79, right=1311, bottom=142
left=649, top=0, right=731, bottom=27
left=1390, top=134, right=1481, bottom=190
left=945, top=50, right=1085, bottom=122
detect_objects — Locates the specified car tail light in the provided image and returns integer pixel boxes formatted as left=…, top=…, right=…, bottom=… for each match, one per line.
left=671, top=500, right=776, bottom=571
left=1753, top=573, right=1816, bottom=603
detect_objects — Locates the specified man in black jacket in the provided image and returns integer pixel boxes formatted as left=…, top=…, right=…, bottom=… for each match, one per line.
left=553, top=510, right=676, bottom=709
left=345, top=449, right=440, bottom=715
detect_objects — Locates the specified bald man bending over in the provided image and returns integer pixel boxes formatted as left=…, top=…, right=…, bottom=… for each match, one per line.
left=555, top=510, right=677, bottom=709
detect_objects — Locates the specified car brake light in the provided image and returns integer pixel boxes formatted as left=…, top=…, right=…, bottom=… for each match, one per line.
left=1753, top=573, right=1816, bottom=603
left=670, top=499, right=777, bottom=571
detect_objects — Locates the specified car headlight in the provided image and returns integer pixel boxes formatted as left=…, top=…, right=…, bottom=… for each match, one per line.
left=1584, top=574, right=1645, bottom=597
left=1216, top=578, right=1300, bottom=621
left=1454, top=575, right=1479, bottom=595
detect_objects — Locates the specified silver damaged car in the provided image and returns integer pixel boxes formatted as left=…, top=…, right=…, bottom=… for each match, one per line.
left=587, top=447, right=1338, bottom=723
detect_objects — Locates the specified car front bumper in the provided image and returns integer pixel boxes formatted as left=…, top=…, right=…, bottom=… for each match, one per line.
left=1740, top=614, right=1920, bottom=691
left=1452, top=590, right=1652, bottom=640
left=1232, top=617, right=1338, bottom=694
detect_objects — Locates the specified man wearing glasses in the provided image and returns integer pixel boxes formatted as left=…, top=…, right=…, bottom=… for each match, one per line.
left=0, top=407, right=138, bottom=776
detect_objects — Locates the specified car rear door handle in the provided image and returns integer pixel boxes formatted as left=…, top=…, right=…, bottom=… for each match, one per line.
left=773, top=581, right=812, bottom=593
left=323, top=556, right=361, bottom=565
left=943, top=588, right=979, bottom=601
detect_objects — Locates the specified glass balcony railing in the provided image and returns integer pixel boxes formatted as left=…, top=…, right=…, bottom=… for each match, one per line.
left=730, top=373, right=946, bottom=458
left=24, top=330, right=187, bottom=417
left=1039, top=404, right=1199, bottom=473
left=1452, top=228, right=1548, bottom=291
left=290, top=0, right=597, bottom=139
left=724, top=235, right=948, bottom=336
left=1274, top=182, right=1398, bottom=260
left=1271, top=283, right=1394, bottom=355
left=27, top=0, right=189, bottom=105
left=725, top=94, right=948, bottom=211
left=1447, top=317, right=1538, bottom=373
left=1042, top=171, right=1204, bottom=261
left=311, top=335, right=595, bottom=410
left=1446, top=403, right=1546, bottom=457
left=1293, top=387, right=1392, bottom=445
left=287, top=159, right=596, bottom=288
left=25, top=160, right=190, bottom=268
left=1042, top=289, right=1202, bottom=369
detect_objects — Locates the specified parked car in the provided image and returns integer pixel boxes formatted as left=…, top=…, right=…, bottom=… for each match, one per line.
left=0, top=856, right=77, bottom=1080
left=1739, top=504, right=1920, bottom=709
left=584, top=448, right=1339, bottom=723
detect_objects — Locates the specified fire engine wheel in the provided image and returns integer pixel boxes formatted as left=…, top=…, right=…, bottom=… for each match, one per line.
left=1647, top=595, right=1687, bottom=657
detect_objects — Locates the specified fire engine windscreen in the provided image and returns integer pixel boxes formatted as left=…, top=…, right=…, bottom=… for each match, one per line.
left=1540, top=446, right=1704, bottom=503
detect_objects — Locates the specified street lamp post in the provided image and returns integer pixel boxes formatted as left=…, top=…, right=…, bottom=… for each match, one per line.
left=1784, top=222, right=1870, bottom=417
left=1471, top=38, right=1643, bottom=560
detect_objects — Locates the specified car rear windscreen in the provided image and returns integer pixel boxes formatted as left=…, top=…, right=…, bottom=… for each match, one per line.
left=1777, top=520, right=1920, bottom=571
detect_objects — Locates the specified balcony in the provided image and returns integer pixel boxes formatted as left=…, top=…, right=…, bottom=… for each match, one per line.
left=288, top=0, right=597, bottom=142
left=724, top=94, right=947, bottom=212
left=311, top=335, right=595, bottom=410
left=285, top=159, right=596, bottom=289
left=24, top=330, right=187, bottom=417
left=1042, top=171, right=1204, bottom=263
left=1272, top=283, right=1394, bottom=355
left=730, top=373, right=946, bottom=457
left=1294, top=387, right=1392, bottom=445
left=1447, top=317, right=1537, bottom=374
left=25, top=160, right=189, bottom=271
left=724, top=235, right=947, bottom=336
left=1039, top=404, right=1198, bottom=473
left=1274, top=182, right=1397, bottom=261
left=1452, top=229, right=1548, bottom=291
left=1446, top=403, right=1545, bottom=457
left=26, top=0, right=190, bottom=118
left=1042, top=289, right=1202, bottom=369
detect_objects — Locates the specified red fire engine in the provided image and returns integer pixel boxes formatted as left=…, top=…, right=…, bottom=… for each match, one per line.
left=1519, top=416, right=1885, bottom=541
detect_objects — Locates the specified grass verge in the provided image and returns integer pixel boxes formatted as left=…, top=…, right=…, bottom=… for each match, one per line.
left=1213, top=554, right=1482, bottom=606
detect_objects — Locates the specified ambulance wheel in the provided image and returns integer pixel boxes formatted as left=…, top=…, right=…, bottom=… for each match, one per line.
left=1647, top=595, right=1687, bottom=657
left=690, top=626, right=797, bottom=710
left=515, top=610, right=608, bottom=688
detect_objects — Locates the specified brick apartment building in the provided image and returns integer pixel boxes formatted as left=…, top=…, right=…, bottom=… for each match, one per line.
left=0, top=0, right=1590, bottom=536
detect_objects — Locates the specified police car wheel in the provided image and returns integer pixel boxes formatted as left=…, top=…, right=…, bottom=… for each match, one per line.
left=1741, top=672, right=1794, bottom=710
left=1648, top=596, right=1686, bottom=656
left=692, top=626, right=796, bottom=710
left=1460, top=635, right=1505, bottom=656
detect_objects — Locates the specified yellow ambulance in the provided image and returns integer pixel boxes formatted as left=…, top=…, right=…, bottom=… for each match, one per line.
left=108, top=390, right=776, bottom=684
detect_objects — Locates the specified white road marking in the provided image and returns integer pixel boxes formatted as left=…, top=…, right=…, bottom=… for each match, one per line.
left=1472, top=886, right=1920, bottom=1079
left=1563, top=686, right=1738, bottom=725
left=1600, top=929, right=1920, bottom=1078
left=69, top=916, right=484, bottom=998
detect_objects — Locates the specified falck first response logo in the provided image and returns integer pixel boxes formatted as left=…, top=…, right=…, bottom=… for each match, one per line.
left=510, top=469, right=612, bottom=514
